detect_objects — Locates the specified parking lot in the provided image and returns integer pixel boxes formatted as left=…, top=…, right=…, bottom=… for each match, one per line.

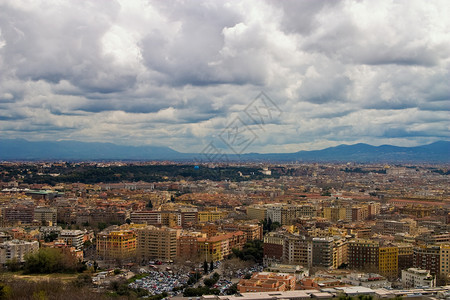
left=128, top=270, right=190, bottom=295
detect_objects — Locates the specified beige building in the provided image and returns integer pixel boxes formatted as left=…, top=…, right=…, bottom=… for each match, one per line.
left=246, top=205, right=267, bottom=221
left=283, top=234, right=312, bottom=267
left=440, top=244, right=450, bottom=276
left=34, top=206, right=57, bottom=225
left=136, top=226, right=179, bottom=261
left=323, top=207, right=350, bottom=222
left=332, top=239, right=348, bottom=269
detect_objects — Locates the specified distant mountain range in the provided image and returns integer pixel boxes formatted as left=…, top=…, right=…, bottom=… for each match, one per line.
left=0, top=139, right=448, bottom=163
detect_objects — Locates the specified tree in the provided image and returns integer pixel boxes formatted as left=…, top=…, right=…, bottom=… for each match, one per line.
left=232, top=240, right=263, bottom=263
left=267, top=218, right=273, bottom=232
left=204, top=278, right=215, bottom=287
left=203, top=261, right=208, bottom=274
left=225, top=283, right=238, bottom=295
left=270, top=221, right=281, bottom=231
left=146, top=200, right=153, bottom=209
left=5, top=258, right=21, bottom=272
left=97, top=222, right=107, bottom=231
left=210, top=261, right=214, bottom=273
left=44, top=232, right=59, bottom=243
left=24, top=248, right=84, bottom=274
left=0, top=283, right=11, bottom=300
left=72, top=274, right=92, bottom=288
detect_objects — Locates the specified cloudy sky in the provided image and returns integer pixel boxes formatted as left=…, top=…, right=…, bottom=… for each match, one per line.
left=0, top=0, right=449, bottom=153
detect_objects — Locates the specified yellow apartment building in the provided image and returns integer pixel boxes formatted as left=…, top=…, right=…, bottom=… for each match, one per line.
left=379, top=246, right=398, bottom=280
left=96, top=230, right=136, bottom=260
left=198, top=209, right=227, bottom=223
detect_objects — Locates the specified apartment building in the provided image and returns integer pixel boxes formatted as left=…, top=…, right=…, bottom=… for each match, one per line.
left=333, top=239, right=348, bottom=269
left=59, top=230, right=84, bottom=251
left=266, top=204, right=317, bottom=225
left=402, top=268, right=436, bottom=288
left=379, top=246, right=399, bottom=280
left=413, top=245, right=441, bottom=276
left=397, top=243, right=414, bottom=276
left=0, top=240, right=39, bottom=264
left=323, top=207, right=349, bottom=222
left=97, top=230, right=137, bottom=260
left=440, top=244, right=450, bottom=276
left=312, top=237, right=333, bottom=268
left=348, top=239, right=379, bottom=271
left=2, top=206, right=34, bottom=224
left=373, top=219, right=416, bottom=235
left=263, top=232, right=284, bottom=260
left=246, top=205, right=267, bottom=221
left=177, top=232, right=205, bottom=260
left=130, top=211, right=161, bottom=225
left=198, top=209, right=227, bottom=223
left=34, top=206, right=57, bottom=225
left=136, top=226, right=179, bottom=261
left=283, top=234, right=312, bottom=267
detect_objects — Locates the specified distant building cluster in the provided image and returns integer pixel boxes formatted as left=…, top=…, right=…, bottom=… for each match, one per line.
left=1, top=161, right=449, bottom=293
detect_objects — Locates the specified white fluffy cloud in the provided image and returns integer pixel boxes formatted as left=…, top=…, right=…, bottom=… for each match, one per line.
left=0, top=0, right=449, bottom=153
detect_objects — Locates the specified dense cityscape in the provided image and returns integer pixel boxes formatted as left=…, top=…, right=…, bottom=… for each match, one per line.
left=1, top=0, right=449, bottom=299
left=0, top=162, right=449, bottom=299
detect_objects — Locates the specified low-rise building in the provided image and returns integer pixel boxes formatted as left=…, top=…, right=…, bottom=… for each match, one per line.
left=402, top=268, right=435, bottom=288
left=342, top=273, right=390, bottom=288
left=238, top=272, right=296, bottom=293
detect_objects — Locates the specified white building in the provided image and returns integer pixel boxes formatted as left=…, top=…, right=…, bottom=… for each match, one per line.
left=0, top=240, right=39, bottom=264
left=342, top=273, right=391, bottom=288
left=59, top=230, right=84, bottom=250
left=402, top=268, right=436, bottom=288
left=266, top=205, right=282, bottom=223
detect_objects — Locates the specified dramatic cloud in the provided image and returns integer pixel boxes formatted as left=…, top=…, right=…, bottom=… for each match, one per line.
left=0, top=0, right=449, bottom=153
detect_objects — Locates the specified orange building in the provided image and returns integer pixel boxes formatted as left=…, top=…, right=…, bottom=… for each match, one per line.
left=177, top=232, right=206, bottom=260
left=238, top=272, right=296, bottom=293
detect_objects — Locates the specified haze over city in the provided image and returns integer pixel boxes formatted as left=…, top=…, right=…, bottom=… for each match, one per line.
left=0, top=0, right=449, bottom=154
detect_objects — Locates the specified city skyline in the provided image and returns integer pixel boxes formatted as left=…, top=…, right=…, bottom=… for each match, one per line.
left=0, top=0, right=449, bottom=153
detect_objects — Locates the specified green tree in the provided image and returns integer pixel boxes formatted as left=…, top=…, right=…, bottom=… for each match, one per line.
left=270, top=221, right=281, bottom=231
left=97, top=222, right=107, bottom=231
left=5, top=258, right=21, bottom=272
left=24, top=248, right=84, bottom=274
left=204, top=278, right=215, bottom=287
left=225, top=283, right=238, bottom=295
left=72, top=274, right=92, bottom=288
left=0, top=283, right=11, bottom=300
left=146, top=200, right=153, bottom=209
left=44, top=232, right=59, bottom=243
left=203, top=261, right=208, bottom=274
left=210, top=261, right=214, bottom=273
